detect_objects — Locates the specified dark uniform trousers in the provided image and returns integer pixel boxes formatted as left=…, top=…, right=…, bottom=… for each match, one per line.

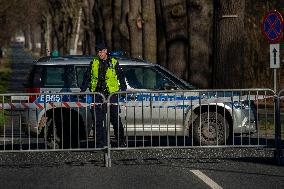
left=91, top=94, right=124, bottom=147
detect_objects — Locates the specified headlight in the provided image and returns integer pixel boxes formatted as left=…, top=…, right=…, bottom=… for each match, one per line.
left=233, top=101, right=250, bottom=109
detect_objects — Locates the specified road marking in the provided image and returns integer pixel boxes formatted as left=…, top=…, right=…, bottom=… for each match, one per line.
left=190, top=170, right=222, bottom=189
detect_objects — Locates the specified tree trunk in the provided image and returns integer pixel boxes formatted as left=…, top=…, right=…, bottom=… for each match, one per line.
left=214, top=0, right=245, bottom=89
left=46, top=15, right=51, bottom=53
left=188, top=0, right=213, bottom=88
left=82, top=0, right=96, bottom=55
left=40, top=18, right=47, bottom=56
left=142, top=0, right=157, bottom=63
left=128, top=0, right=143, bottom=58
left=93, top=0, right=104, bottom=44
left=155, top=0, right=167, bottom=68
left=160, top=0, right=189, bottom=80
left=93, top=0, right=113, bottom=48
left=30, top=24, right=36, bottom=52
left=73, top=8, right=82, bottom=55
left=119, top=0, right=130, bottom=54
left=112, top=0, right=122, bottom=50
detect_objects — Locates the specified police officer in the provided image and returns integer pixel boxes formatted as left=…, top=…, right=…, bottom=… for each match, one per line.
left=81, top=43, right=127, bottom=147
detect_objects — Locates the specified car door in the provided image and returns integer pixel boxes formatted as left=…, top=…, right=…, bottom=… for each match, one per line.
left=121, top=65, right=187, bottom=136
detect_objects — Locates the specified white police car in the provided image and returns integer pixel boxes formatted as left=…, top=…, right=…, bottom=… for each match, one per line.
left=22, top=55, right=256, bottom=148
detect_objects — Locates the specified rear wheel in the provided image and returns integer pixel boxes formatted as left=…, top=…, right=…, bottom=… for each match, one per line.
left=45, top=112, right=82, bottom=149
left=193, top=112, right=229, bottom=145
left=45, top=116, right=60, bottom=149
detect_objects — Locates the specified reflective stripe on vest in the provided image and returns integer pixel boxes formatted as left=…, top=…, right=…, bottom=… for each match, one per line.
left=90, top=57, right=120, bottom=93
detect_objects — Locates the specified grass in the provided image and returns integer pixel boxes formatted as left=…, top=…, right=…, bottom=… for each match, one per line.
left=0, top=48, right=11, bottom=133
left=258, top=119, right=284, bottom=138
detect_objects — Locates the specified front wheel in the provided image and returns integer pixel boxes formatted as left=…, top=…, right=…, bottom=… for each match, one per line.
left=45, top=116, right=61, bottom=149
left=45, top=113, right=81, bottom=149
left=193, top=112, right=230, bottom=145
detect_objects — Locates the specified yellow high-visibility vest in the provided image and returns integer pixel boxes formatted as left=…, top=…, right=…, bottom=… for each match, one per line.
left=90, top=57, right=120, bottom=93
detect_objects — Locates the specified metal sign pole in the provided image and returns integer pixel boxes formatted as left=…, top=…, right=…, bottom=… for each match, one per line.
left=274, top=69, right=277, bottom=92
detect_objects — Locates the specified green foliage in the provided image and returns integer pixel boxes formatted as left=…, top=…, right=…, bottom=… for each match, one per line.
left=0, top=50, right=11, bottom=93
left=0, top=49, right=11, bottom=132
left=0, top=111, right=4, bottom=134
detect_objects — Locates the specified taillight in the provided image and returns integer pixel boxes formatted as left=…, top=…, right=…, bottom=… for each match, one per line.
left=26, top=87, right=40, bottom=102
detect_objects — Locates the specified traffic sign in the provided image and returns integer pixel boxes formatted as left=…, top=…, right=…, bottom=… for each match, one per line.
left=270, top=44, right=280, bottom=68
left=262, top=10, right=284, bottom=43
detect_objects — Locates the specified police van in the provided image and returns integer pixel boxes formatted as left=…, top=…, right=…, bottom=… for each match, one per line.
left=22, top=55, right=257, bottom=148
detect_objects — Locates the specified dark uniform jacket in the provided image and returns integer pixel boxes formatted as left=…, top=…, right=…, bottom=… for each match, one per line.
left=81, top=57, right=127, bottom=97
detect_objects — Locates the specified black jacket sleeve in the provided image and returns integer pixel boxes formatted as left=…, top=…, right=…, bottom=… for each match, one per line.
left=115, top=61, right=127, bottom=91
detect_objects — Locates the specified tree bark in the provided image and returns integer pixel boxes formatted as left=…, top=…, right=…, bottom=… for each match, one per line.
left=142, top=0, right=157, bottom=63
left=112, top=0, right=122, bottom=50
left=93, top=0, right=104, bottom=44
left=188, top=0, right=213, bottom=88
left=82, top=0, right=96, bottom=55
left=23, top=26, right=31, bottom=49
left=40, top=18, right=47, bottom=56
left=119, top=0, right=130, bottom=54
left=160, top=0, right=189, bottom=80
left=73, top=8, right=82, bottom=54
left=214, top=0, right=245, bottom=89
left=101, top=0, right=113, bottom=49
left=30, top=24, right=36, bottom=52
left=128, top=0, right=143, bottom=58
left=155, top=0, right=167, bottom=68
left=93, top=0, right=113, bottom=48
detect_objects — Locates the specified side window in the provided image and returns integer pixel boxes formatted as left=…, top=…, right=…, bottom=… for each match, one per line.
left=76, top=66, right=88, bottom=88
left=41, top=66, right=76, bottom=87
left=154, top=66, right=195, bottom=90
left=43, top=67, right=65, bottom=86
left=123, top=66, right=176, bottom=90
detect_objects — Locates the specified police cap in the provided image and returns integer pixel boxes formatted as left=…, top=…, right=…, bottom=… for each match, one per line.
left=95, top=43, right=108, bottom=52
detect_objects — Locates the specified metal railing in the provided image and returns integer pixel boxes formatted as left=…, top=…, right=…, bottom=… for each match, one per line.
left=0, top=92, right=106, bottom=151
left=0, top=88, right=282, bottom=167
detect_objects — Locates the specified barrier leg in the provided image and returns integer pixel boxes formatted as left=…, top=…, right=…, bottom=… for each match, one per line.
left=274, top=96, right=283, bottom=165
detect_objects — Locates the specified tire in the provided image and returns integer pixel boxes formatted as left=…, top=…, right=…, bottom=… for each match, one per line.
left=45, top=113, right=81, bottom=149
left=193, top=112, right=229, bottom=145
left=45, top=116, right=61, bottom=149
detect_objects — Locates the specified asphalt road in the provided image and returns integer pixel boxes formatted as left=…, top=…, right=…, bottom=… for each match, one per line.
left=0, top=149, right=283, bottom=189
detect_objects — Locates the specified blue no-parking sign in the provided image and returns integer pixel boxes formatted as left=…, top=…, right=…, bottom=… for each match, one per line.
left=262, top=10, right=284, bottom=43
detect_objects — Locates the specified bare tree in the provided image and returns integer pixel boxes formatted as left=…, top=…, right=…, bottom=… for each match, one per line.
left=128, top=0, right=143, bottom=58
left=112, top=0, right=122, bottom=50
left=188, top=0, right=213, bottom=88
left=155, top=0, right=167, bottom=68
left=119, top=0, right=130, bottom=54
left=92, top=0, right=113, bottom=49
left=48, top=0, right=83, bottom=55
left=160, top=0, right=189, bottom=80
left=82, top=0, right=96, bottom=55
left=214, top=0, right=245, bottom=89
left=142, top=0, right=157, bottom=63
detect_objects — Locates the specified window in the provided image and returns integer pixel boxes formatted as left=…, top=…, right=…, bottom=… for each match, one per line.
left=154, top=66, right=195, bottom=90
left=76, top=66, right=88, bottom=88
left=44, top=67, right=65, bottom=86
left=41, top=65, right=76, bottom=87
left=122, top=66, right=176, bottom=90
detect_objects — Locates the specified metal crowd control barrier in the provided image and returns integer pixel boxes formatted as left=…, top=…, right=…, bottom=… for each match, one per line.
left=0, top=93, right=107, bottom=158
left=106, top=89, right=278, bottom=166
left=276, top=90, right=284, bottom=164
left=0, top=89, right=282, bottom=167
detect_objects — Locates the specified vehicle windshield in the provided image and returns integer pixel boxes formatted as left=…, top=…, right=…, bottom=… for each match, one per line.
left=122, top=65, right=195, bottom=90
